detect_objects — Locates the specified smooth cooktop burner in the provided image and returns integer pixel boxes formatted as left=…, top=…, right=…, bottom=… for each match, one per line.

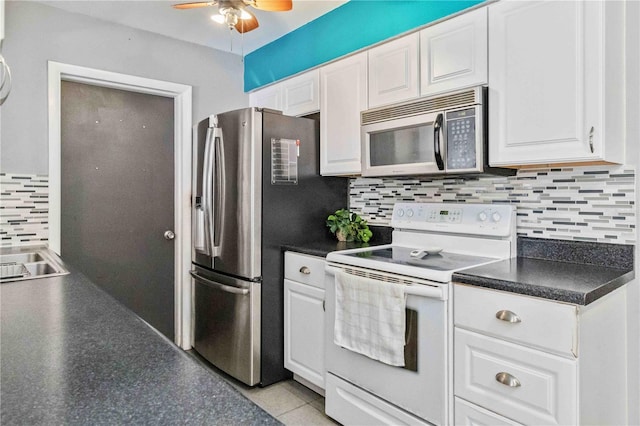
left=344, top=246, right=496, bottom=272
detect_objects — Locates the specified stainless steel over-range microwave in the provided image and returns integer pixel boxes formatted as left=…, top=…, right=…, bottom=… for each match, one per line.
left=360, top=86, right=512, bottom=177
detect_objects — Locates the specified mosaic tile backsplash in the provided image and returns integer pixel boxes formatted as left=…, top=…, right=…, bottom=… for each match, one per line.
left=350, top=165, right=636, bottom=244
left=0, top=173, right=49, bottom=247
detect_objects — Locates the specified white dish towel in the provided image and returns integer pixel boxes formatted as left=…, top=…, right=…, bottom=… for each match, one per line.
left=334, top=270, right=407, bottom=367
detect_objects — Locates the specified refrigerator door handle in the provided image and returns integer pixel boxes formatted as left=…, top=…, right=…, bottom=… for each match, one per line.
left=190, top=270, right=249, bottom=295
left=212, top=126, right=226, bottom=257
left=200, top=127, right=214, bottom=257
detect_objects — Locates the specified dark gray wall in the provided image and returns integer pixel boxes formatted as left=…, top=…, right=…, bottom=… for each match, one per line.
left=1, top=1, right=248, bottom=175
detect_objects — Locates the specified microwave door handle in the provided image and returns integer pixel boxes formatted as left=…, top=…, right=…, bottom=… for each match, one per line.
left=434, top=113, right=445, bottom=171
left=212, top=127, right=225, bottom=258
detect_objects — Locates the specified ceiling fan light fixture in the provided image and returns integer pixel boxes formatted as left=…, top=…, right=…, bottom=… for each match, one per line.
left=210, top=13, right=225, bottom=23
left=239, top=9, right=252, bottom=20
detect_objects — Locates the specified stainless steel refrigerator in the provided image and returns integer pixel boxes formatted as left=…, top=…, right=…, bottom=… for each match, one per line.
left=191, top=107, right=347, bottom=386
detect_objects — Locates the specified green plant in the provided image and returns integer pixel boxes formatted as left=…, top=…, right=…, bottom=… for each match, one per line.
left=326, top=209, right=373, bottom=243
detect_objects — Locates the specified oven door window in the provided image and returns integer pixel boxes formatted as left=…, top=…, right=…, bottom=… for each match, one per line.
left=369, top=125, right=434, bottom=167
left=404, top=308, right=418, bottom=372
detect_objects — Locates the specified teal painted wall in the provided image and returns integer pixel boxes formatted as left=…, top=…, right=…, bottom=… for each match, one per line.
left=244, top=0, right=484, bottom=92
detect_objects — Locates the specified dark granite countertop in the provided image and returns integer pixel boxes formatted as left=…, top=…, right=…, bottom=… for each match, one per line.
left=282, top=225, right=392, bottom=258
left=0, top=267, right=279, bottom=425
left=453, top=238, right=634, bottom=305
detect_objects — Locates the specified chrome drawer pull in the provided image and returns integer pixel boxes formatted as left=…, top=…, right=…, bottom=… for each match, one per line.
left=299, top=266, right=311, bottom=275
left=495, top=310, right=521, bottom=323
left=496, top=372, right=521, bottom=387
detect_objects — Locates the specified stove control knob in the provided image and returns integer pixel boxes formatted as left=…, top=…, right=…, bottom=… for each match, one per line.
left=492, top=212, right=502, bottom=222
left=478, top=212, right=488, bottom=222
left=407, top=209, right=414, bottom=218
left=397, top=209, right=405, bottom=218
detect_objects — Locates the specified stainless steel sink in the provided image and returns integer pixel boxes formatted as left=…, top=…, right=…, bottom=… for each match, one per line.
left=0, top=246, right=69, bottom=282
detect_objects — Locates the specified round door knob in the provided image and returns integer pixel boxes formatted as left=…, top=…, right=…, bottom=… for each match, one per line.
left=164, top=230, right=176, bottom=240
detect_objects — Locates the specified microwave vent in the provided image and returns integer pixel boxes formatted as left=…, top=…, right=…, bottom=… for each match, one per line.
left=361, top=88, right=479, bottom=125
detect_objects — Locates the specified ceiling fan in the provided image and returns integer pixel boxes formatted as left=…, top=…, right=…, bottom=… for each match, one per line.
left=172, top=0, right=293, bottom=34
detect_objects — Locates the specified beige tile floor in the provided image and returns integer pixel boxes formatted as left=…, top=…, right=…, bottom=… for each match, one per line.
left=228, top=379, right=339, bottom=425
left=187, top=350, right=337, bottom=424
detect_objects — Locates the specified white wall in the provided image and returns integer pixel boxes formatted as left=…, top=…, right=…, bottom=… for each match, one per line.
left=0, top=1, right=248, bottom=175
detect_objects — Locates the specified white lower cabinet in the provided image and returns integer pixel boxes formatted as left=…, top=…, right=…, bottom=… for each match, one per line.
left=454, top=283, right=629, bottom=425
left=455, top=328, right=576, bottom=425
left=284, top=252, right=326, bottom=390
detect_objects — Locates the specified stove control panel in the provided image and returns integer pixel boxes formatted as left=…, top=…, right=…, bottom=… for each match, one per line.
left=391, top=202, right=515, bottom=237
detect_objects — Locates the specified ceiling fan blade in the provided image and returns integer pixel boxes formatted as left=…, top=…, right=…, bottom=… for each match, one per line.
left=235, top=12, right=259, bottom=33
left=172, top=1, right=217, bottom=10
left=251, top=0, right=292, bottom=12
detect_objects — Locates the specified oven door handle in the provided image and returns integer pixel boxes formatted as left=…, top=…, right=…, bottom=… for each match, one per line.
left=325, top=265, right=447, bottom=301
left=405, top=284, right=447, bottom=300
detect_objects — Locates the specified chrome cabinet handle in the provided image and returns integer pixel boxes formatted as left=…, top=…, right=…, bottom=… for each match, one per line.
left=495, top=372, right=521, bottom=387
left=164, top=230, right=175, bottom=240
left=589, top=126, right=595, bottom=153
left=299, top=266, right=311, bottom=275
left=495, top=309, right=521, bottom=323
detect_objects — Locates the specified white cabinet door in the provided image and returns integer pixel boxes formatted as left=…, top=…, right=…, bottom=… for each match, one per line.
left=0, top=0, right=4, bottom=43
left=368, top=33, right=420, bottom=108
left=454, top=284, right=578, bottom=358
left=320, top=52, right=367, bottom=176
left=455, top=328, right=577, bottom=426
left=284, top=278, right=325, bottom=389
left=249, top=83, right=281, bottom=111
left=488, top=0, right=624, bottom=166
left=281, top=70, right=320, bottom=117
left=250, top=70, right=319, bottom=117
left=420, top=7, right=487, bottom=97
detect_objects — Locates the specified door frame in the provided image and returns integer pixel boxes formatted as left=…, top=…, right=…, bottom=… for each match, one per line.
left=47, top=61, right=193, bottom=349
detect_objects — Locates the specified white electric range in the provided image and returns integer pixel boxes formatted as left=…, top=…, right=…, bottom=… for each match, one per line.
left=324, top=202, right=516, bottom=426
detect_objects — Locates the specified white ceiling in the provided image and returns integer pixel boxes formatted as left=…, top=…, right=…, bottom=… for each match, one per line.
left=38, top=0, right=348, bottom=55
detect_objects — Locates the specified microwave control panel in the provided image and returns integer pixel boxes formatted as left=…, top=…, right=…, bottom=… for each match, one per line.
left=446, top=108, right=477, bottom=170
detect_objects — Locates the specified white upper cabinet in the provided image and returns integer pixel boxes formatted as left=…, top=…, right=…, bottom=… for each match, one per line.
left=281, top=69, right=320, bottom=116
left=320, top=52, right=367, bottom=176
left=249, top=69, right=319, bottom=117
left=0, top=0, right=4, bottom=42
left=1, top=0, right=5, bottom=43
left=368, top=33, right=420, bottom=108
left=488, top=0, right=625, bottom=167
left=250, top=83, right=281, bottom=111
left=420, top=7, right=488, bottom=97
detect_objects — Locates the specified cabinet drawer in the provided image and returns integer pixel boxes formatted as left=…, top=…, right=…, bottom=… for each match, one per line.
left=284, top=252, right=325, bottom=289
left=455, top=397, right=523, bottom=426
left=326, top=373, right=431, bottom=426
left=455, top=328, right=577, bottom=426
left=454, top=284, right=577, bottom=357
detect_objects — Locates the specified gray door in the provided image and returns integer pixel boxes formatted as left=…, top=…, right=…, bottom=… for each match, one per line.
left=60, top=81, right=175, bottom=340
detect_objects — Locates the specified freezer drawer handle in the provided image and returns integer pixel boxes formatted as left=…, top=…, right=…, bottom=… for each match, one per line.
left=495, top=309, right=521, bottom=323
left=190, top=270, right=249, bottom=295
left=299, top=266, right=311, bottom=275
left=495, top=372, right=521, bottom=388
